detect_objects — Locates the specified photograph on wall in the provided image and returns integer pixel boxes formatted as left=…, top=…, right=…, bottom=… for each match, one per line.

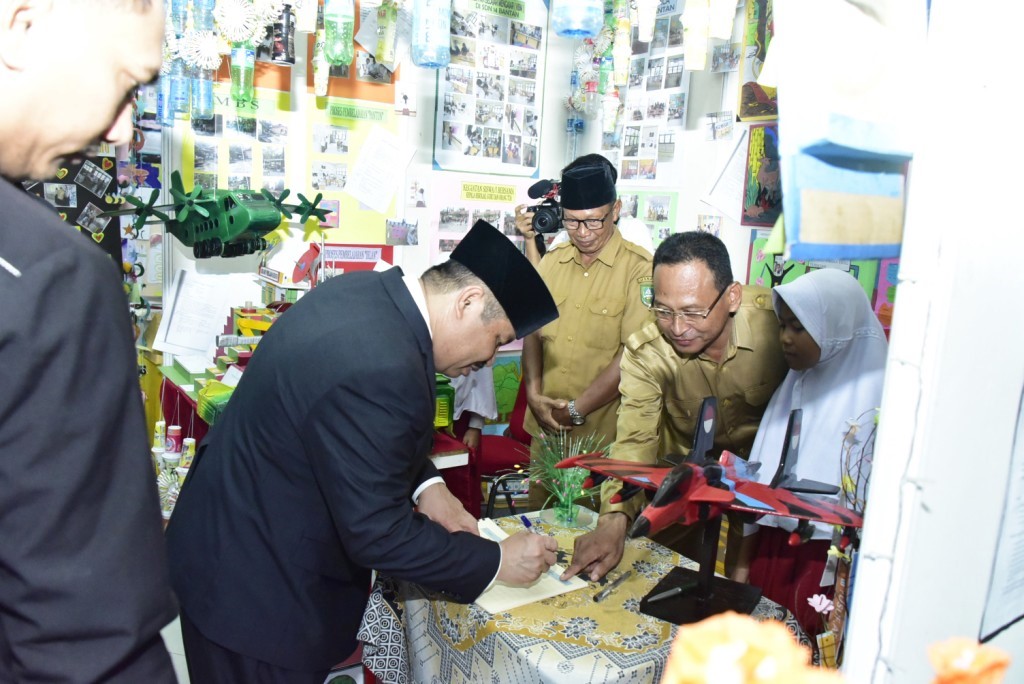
left=741, top=123, right=782, bottom=227
left=703, top=110, right=734, bottom=141
left=433, top=0, right=549, bottom=176
left=385, top=218, right=419, bottom=246
left=738, top=0, right=778, bottom=121
left=711, top=43, right=742, bottom=73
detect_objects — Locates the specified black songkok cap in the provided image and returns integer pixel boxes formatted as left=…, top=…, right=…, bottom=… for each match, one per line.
left=450, top=220, right=558, bottom=338
left=559, top=162, right=617, bottom=210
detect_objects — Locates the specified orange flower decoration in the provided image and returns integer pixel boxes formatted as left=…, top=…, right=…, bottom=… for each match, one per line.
left=662, top=611, right=845, bottom=684
left=928, top=638, right=1010, bottom=684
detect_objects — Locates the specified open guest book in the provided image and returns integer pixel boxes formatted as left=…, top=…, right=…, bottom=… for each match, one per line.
left=474, top=518, right=588, bottom=613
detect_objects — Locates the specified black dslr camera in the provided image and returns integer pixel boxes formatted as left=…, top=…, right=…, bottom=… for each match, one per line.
left=525, top=179, right=561, bottom=234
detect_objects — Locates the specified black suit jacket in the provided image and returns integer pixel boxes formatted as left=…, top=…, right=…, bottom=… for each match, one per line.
left=0, top=179, right=177, bottom=682
left=166, top=268, right=500, bottom=671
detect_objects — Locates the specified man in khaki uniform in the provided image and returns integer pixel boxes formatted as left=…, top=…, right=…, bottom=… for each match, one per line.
left=562, top=232, right=787, bottom=581
left=518, top=155, right=653, bottom=510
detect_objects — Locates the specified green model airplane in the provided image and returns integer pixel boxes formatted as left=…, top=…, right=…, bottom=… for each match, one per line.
left=103, top=171, right=329, bottom=259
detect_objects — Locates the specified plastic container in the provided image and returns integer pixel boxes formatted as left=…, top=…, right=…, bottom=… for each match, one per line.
left=230, top=43, right=256, bottom=104
left=191, top=66, right=216, bottom=120
left=170, top=0, right=188, bottom=36
left=551, top=0, right=603, bottom=39
left=324, top=0, right=355, bottom=66
left=166, top=425, right=183, bottom=453
left=411, top=0, right=452, bottom=69
left=157, top=76, right=174, bottom=127
left=181, top=438, right=197, bottom=468
left=193, top=0, right=216, bottom=31
left=312, top=5, right=329, bottom=96
left=169, top=58, right=190, bottom=115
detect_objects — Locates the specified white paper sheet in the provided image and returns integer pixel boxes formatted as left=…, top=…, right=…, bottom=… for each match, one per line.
left=702, top=128, right=748, bottom=225
left=344, top=125, right=413, bottom=215
left=474, top=518, right=588, bottom=613
left=155, top=270, right=262, bottom=359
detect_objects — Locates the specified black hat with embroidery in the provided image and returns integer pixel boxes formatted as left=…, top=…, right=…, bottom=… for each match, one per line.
left=450, top=220, right=558, bottom=338
left=559, top=159, right=618, bottom=210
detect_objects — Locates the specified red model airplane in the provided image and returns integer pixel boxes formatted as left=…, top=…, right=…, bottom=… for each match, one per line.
left=556, top=399, right=863, bottom=546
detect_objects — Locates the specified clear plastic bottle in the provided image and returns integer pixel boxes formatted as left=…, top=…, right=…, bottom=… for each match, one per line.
left=411, top=0, right=452, bottom=69
left=169, top=57, right=191, bottom=114
left=376, top=0, right=398, bottom=66
left=193, top=0, right=216, bottom=31
left=157, top=75, right=175, bottom=128
left=551, top=0, right=603, bottom=39
left=312, top=5, right=329, bottom=97
left=191, top=66, right=216, bottom=120
left=324, top=0, right=355, bottom=66
left=190, top=0, right=218, bottom=120
left=230, top=43, right=256, bottom=104
left=170, top=0, right=188, bottom=36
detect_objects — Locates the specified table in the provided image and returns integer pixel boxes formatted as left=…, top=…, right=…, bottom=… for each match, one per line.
left=358, top=514, right=809, bottom=684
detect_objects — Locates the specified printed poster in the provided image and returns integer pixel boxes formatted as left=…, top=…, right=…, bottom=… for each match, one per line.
left=741, top=123, right=782, bottom=227
left=433, top=177, right=536, bottom=260
left=737, top=0, right=778, bottom=121
left=433, top=0, right=549, bottom=176
left=608, top=0, right=690, bottom=184
left=307, top=98, right=399, bottom=244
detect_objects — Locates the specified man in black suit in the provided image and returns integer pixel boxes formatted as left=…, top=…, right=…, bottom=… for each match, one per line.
left=0, top=1, right=176, bottom=682
left=167, top=221, right=560, bottom=681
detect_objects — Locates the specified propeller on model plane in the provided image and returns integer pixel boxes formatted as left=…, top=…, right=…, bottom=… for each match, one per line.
left=261, top=188, right=293, bottom=219
left=296, top=192, right=329, bottom=224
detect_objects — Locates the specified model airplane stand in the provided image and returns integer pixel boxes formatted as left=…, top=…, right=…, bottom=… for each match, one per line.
left=638, top=503, right=762, bottom=625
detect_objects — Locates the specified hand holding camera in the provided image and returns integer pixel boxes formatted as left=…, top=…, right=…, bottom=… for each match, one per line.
left=524, top=179, right=562, bottom=235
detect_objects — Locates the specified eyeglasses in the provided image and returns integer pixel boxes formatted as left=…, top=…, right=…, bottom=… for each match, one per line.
left=562, top=210, right=612, bottom=232
left=649, top=283, right=732, bottom=323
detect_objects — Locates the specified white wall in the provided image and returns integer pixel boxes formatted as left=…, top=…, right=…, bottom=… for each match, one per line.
left=843, top=0, right=1024, bottom=680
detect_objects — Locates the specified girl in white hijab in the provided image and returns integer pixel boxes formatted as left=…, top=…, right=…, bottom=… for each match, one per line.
left=743, top=268, right=888, bottom=636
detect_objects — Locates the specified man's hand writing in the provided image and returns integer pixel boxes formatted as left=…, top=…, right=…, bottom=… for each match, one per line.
left=497, top=531, right=558, bottom=585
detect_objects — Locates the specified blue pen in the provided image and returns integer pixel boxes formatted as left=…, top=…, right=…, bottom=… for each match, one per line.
left=520, top=514, right=539, bottom=533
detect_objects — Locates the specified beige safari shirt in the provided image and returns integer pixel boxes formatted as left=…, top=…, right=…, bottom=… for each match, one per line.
left=523, top=230, right=653, bottom=448
left=602, top=285, right=787, bottom=518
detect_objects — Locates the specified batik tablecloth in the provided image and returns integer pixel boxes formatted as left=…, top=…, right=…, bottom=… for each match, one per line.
left=358, top=515, right=808, bottom=684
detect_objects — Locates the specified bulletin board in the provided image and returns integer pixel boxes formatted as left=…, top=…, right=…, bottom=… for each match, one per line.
left=609, top=0, right=690, bottom=184
left=432, top=0, right=549, bottom=176
left=22, top=150, right=123, bottom=264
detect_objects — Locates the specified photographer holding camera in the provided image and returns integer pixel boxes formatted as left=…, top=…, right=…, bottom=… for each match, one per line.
left=515, top=154, right=653, bottom=511
left=515, top=157, right=653, bottom=266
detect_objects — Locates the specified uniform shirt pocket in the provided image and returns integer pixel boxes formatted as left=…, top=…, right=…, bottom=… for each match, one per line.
left=583, top=297, right=626, bottom=351
left=540, top=293, right=569, bottom=345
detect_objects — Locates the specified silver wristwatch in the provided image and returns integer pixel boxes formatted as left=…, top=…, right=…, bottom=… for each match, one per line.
left=567, top=399, right=586, bottom=426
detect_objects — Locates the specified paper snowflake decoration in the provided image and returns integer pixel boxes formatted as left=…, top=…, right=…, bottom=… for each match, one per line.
left=253, top=0, right=287, bottom=26
left=215, top=0, right=260, bottom=44
left=591, top=25, right=614, bottom=55
left=161, top=17, right=179, bottom=75
left=180, top=30, right=226, bottom=70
